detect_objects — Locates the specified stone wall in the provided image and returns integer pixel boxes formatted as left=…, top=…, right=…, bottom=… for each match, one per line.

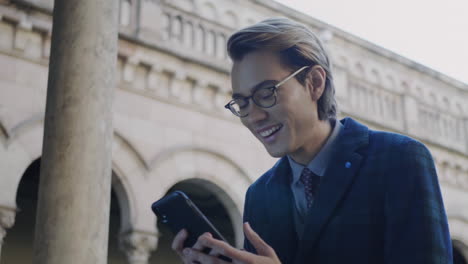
left=1, top=0, right=467, bottom=262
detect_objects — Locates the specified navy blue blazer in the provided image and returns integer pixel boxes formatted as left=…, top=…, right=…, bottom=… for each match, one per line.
left=243, top=117, right=452, bottom=264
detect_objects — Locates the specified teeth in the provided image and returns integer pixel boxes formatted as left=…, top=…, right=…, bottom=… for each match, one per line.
left=260, top=125, right=281, bottom=137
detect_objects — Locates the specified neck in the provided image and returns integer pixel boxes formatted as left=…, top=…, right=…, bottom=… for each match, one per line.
left=289, top=119, right=333, bottom=165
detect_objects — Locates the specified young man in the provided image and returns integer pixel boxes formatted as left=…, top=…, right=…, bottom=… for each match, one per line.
left=172, top=17, right=453, bottom=264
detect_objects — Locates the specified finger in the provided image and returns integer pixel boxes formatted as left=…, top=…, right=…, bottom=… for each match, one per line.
left=197, top=234, right=256, bottom=263
left=183, top=248, right=226, bottom=264
left=244, top=222, right=276, bottom=257
left=172, top=229, right=188, bottom=254
left=193, top=232, right=212, bottom=252
left=208, top=246, right=222, bottom=258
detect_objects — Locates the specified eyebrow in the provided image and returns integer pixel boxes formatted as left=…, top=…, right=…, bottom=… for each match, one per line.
left=232, top=80, right=277, bottom=98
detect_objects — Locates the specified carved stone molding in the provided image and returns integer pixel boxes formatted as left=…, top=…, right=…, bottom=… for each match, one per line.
left=0, top=207, right=15, bottom=241
left=0, top=207, right=16, bottom=260
left=119, top=230, right=158, bottom=264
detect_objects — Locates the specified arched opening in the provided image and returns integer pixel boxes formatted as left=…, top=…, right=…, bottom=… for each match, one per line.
left=107, top=186, right=127, bottom=264
left=453, top=240, right=468, bottom=264
left=150, top=178, right=238, bottom=263
left=1, top=158, right=128, bottom=263
left=2, top=158, right=40, bottom=263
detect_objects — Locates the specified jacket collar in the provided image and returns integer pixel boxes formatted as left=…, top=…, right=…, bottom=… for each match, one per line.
left=295, top=117, right=370, bottom=261
left=262, top=117, right=369, bottom=263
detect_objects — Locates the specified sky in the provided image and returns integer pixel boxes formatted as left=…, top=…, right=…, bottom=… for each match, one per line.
left=275, top=0, right=468, bottom=85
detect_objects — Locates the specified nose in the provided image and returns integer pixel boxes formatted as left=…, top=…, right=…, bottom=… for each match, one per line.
left=245, top=102, right=268, bottom=124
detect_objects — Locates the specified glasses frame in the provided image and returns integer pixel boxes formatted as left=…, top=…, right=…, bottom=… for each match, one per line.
left=225, top=65, right=311, bottom=117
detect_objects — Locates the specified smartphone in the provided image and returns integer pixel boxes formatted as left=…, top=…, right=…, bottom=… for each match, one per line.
left=151, top=191, right=232, bottom=261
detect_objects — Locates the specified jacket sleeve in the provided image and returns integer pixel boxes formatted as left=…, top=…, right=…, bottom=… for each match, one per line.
left=384, top=140, right=453, bottom=263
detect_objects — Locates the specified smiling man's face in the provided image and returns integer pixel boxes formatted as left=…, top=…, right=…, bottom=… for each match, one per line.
left=231, top=50, right=321, bottom=158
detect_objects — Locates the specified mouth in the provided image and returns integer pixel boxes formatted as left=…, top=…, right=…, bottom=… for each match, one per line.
left=257, top=124, right=283, bottom=139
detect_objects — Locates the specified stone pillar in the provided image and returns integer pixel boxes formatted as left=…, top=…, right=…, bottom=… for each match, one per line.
left=119, top=231, right=158, bottom=264
left=0, top=207, right=15, bottom=263
left=32, top=0, right=118, bottom=263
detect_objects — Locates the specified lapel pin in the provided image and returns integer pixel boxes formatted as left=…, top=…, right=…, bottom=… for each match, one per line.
left=345, top=162, right=351, bottom=168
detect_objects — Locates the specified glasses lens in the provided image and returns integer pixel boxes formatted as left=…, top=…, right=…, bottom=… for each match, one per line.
left=229, top=99, right=248, bottom=117
left=253, top=87, right=276, bottom=107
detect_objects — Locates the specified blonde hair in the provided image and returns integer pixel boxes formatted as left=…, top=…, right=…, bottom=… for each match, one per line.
left=227, top=17, right=337, bottom=120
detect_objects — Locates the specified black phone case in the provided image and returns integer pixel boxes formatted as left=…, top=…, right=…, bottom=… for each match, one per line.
left=151, top=191, right=228, bottom=248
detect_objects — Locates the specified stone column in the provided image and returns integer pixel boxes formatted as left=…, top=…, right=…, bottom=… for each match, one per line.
left=32, top=0, right=118, bottom=263
left=119, top=231, right=158, bottom=264
left=0, top=207, right=15, bottom=263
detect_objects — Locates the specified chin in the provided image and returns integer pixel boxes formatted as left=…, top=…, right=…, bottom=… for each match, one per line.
left=265, top=146, right=288, bottom=158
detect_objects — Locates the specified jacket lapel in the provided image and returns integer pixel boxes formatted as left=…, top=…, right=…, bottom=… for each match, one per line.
left=264, top=157, right=298, bottom=263
left=295, top=118, right=369, bottom=261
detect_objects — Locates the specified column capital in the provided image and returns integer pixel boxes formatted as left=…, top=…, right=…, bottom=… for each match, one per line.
left=0, top=207, right=15, bottom=230
left=0, top=206, right=16, bottom=245
left=119, top=230, right=158, bottom=264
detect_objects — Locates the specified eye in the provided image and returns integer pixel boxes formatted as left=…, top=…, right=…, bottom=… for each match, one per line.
left=233, top=98, right=248, bottom=109
left=254, top=87, right=275, bottom=100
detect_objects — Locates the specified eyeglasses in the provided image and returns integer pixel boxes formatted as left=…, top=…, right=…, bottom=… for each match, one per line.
left=225, top=66, right=310, bottom=117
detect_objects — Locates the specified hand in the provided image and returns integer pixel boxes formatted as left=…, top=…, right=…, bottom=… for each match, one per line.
left=181, top=222, right=281, bottom=264
left=171, top=228, right=194, bottom=264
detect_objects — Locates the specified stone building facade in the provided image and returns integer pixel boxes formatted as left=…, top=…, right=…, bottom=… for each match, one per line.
left=0, top=0, right=467, bottom=263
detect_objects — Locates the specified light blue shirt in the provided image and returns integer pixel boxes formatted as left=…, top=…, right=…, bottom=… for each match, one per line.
left=287, top=119, right=343, bottom=235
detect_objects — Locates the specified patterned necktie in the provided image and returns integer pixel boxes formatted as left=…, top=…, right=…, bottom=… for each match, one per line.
left=299, top=168, right=321, bottom=208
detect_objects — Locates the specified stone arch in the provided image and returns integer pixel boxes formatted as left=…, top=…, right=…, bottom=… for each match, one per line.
left=147, top=147, right=251, bottom=246
left=449, top=218, right=468, bottom=256
left=171, top=15, right=183, bottom=41
left=206, top=29, right=216, bottom=55
left=453, top=239, right=468, bottom=264
left=183, top=21, right=194, bottom=47
left=0, top=119, right=43, bottom=208
left=194, top=24, right=205, bottom=52
left=161, top=12, right=171, bottom=41
left=216, top=33, right=227, bottom=59
left=148, top=147, right=250, bottom=205
left=111, top=167, right=136, bottom=234
left=0, top=114, right=141, bottom=230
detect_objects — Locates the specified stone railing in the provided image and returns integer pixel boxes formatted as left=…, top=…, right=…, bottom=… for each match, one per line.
left=344, top=76, right=404, bottom=131
left=335, top=65, right=468, bottom=155
left=134, top=1, right=233, bottom=72
left=415, top=104, right=466, bottom=152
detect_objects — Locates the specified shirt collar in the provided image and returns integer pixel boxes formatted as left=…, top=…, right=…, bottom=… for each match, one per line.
left=288, top=119, right=343, bottom=185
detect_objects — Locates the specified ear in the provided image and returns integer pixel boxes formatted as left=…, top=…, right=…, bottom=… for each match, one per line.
left=306, top=65, right=326, bottom=101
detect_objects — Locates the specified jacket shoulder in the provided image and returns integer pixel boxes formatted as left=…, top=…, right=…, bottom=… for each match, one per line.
left=368, top=129, right=432, bottom=158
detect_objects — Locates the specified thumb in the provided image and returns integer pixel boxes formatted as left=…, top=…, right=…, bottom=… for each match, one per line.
left=244, top=222, right=276, bottom=257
